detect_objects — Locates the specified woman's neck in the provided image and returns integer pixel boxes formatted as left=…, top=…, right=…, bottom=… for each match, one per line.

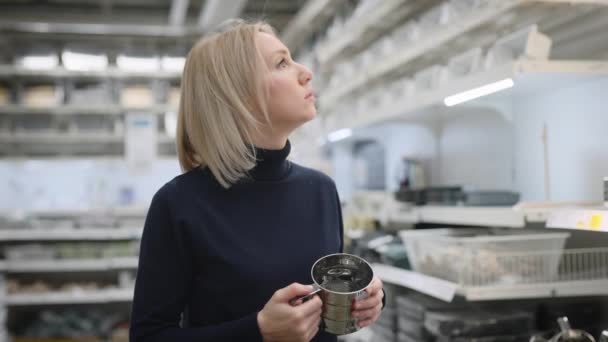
left=250, top=131, right=288, bottom=150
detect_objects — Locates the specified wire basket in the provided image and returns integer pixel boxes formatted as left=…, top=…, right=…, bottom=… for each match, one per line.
left=400, top=229, right=571, bottom=286
left=463, top=247, right=608, bottom=287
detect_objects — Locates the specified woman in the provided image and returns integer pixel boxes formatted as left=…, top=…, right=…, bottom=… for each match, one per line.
left=130, top=19, right=384, bottom=342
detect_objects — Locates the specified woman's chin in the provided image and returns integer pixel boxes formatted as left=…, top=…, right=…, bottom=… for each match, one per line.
left=304, top=108, right=317, bottom=121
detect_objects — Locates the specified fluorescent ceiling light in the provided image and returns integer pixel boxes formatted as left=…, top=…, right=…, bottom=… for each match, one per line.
left=327, top=128, right=352, bottom=142
left=19, top=55, right=59, bottom=70
left=444, top=78, right=514, bottom=107
left=161, top=56, right=185, bottom=72
left=164, top=111, right=178, bottom=138
left=116, top=55, right=160, bottom=72
left=62, top=51, right=108, bottom=71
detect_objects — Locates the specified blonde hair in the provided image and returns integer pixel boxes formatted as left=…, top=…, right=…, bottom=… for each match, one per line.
left=176, top=19, right=276, bottom=188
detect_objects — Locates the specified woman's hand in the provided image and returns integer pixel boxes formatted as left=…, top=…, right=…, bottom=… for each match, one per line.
left=258, top=283, right=322, bottom=342
left=351, top=276, right=384, bottom=329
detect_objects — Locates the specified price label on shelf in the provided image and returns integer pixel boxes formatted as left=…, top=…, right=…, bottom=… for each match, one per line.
left=547, top=209, right=608, bottom=232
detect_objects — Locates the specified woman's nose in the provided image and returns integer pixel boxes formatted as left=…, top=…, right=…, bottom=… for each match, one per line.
left=298, top=64, right=312, bottom=85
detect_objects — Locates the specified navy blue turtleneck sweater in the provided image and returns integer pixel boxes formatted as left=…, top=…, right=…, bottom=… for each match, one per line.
left=130, top=141, right=343, bottom=341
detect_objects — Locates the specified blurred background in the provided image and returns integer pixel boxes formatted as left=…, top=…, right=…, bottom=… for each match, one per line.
left=0, top=0, right=608, bottom=341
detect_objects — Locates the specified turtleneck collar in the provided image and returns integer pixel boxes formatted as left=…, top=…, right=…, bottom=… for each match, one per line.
left=247, top=140, right=291, bottom=181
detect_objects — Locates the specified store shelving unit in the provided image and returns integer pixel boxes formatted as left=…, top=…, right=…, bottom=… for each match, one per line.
left=0, top=104, right=175, bottom=116
left=319, top=0, right=608, bottom=111
left=5, top=288, right=134, bottom=306
left=0, top=62, right=180, bottom=157
left=0, top=66, right=181, bottom=80
left=280, top=0, right=345, bottom=52
left=416, top=205, right=526, bottom=228
left=22, top=206, right=148, bottom=219
left=0, top=132, right=175, bottom=155
left=350, top=192, right=562, bottom=228
left=315, top=0, right=441, bottom=67
left=0, top=132, right=174, bottom=144
left=325, top=59, right=608, bottom=132
left=0, top=257, right=138, bottom=273
left=374, top=263, right=608, bottom=302
left=0, top=227, right=142, bottom=242
left=353, top=195, right=608, bottom=230
left=0, top=213, right=142, bottom=315
left=547, top=207, right=608, bottom=232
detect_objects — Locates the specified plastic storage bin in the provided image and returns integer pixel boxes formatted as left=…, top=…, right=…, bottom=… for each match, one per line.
left=399, top=228, right=570, bottom=286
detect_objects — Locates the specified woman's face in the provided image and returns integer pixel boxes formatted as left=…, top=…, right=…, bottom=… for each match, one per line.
left=256, top=32, right=316, bottom=133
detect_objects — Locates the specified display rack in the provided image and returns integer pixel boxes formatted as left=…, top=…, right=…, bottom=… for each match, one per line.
left=0, top=257, right=138, bottom=273
left=0, top=104, right=175, bottom=116
left=349, top=191, right=552, bottom=228
left=5, top=288, right=134, bottom=306
left=315, top=0, right=439, bottom=67
left=0, top=227, right=143, bottom=241
left=0, top=66, right=181, bottom=80
left=280, top=0, right=344, bottom=52
left=324, top=59, right=608, bottom=132
left=0, top=132, right=175, bottom=155
left=349, top=189, right=608, bottom=231
left=0, top=218, right=141, bottom=312
left=319, top=0, right=608, bottom=110
left=547, top=208, right=608, bottom=232
left=0, top=61, right=180, bottom=157
left=19, top=206, right=148, bottom=219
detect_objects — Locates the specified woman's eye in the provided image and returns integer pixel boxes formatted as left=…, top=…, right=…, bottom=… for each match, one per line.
left=277, top=59, right=288, bottom=68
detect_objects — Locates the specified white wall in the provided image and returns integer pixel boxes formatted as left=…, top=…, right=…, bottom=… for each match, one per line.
left=437, top=108, right=514, bottom=191
left=331, top=143, right=355, bottom=202
left=513, top=77, right=608, bottom=202
left=329, top=77, right=608, bottom=203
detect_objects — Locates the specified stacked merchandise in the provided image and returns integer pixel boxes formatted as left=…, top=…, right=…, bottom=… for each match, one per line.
left=395, top=293, right=457, bottom=342
left=11, top=309, right=129, bottom=342
left=120, top=84, right=154, bottom=108
left=22, top=84, right=62, bottom=108
left=424, top=309, right=535, bottom=341
left=395, top=186, right=520, bottom=206
left=6, top=279, right=118, bottom=295
left=68, top=82, right=112, bottom=106
left=4, top=241, right=139, bottom=260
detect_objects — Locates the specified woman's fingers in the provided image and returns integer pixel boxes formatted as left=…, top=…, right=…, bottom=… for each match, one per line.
left=356, top=307, right=382, bottom=328
left=357, top=317, right=374, bottom=328
left=366, top=277, right=383, bottom=295
left=351, top=278, right=383, bottom=330
left=353, top=287, right=383, bottom=311
left=353, top=305, right=381, bottom=320
left=297, top=294, right=323, bottom=317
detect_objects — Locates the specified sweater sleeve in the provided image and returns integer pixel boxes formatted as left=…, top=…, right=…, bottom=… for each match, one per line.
left=129, top=184, right=264, bottom=342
